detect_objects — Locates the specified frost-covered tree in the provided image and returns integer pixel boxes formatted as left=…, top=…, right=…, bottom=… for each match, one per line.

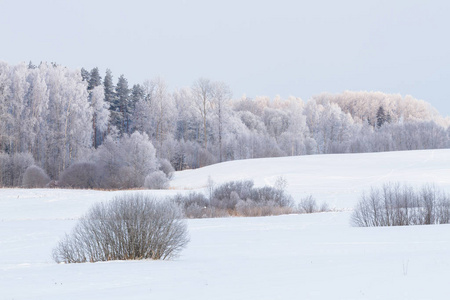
left=24, top=67, right=49, bottom=160
left=278, top=97, right=308, bottom=156
left=211, top=81, right=232, bottom=162
left=0, top=62, right=11, bottom=153
left=40, top=63, right=92, bottom=178
left=8, top=63, right=30, bottom=153
left=192, top=78, right=214, bottom=153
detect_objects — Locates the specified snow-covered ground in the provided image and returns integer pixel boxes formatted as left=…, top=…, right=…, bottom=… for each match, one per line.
left=1, top=149, right=450, bottom=299
left=171, top=149, right=450, bottom=209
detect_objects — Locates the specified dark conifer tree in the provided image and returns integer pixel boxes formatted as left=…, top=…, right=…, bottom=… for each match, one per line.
left=376, top=106, right=386, bottom=128
left=114, top=75, right=130, bottom=135
left=103, top=69, right=115, bottom=133
left=28, top=61, right=37, bottom=69
left=130, top=84, right=144, bottom=132
left=88, top=67, right=102, bottom=91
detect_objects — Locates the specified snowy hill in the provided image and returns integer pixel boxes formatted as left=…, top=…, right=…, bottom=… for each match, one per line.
left=1, top=149, right=450, bottom=299
left=171, top=149, right=450, bottom=209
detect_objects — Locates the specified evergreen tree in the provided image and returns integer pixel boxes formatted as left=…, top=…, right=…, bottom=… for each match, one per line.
left=27, top=61, right=37, bottom=69
left=103, top=69, right=115, bottom=132
left=376, top=106, right=386, bottom=128
left=103, top=69, right=115, bottom=104
left=113, top=74, right=130, bottom=135
left=88, top=67, right=102, bottom=91
left=80, top=68, right=90, bottom=83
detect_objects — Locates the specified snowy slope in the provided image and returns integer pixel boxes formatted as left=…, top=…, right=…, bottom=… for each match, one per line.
left=1, top=149, right=450, bottom=299
left=171, top=149, right=450, bottom=209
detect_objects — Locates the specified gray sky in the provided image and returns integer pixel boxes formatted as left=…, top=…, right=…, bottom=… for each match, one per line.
left=1, top=0, right=449, bottom=116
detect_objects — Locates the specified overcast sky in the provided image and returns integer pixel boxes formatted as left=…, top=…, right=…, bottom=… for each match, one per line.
left=1, top=0, right=449, bottom=116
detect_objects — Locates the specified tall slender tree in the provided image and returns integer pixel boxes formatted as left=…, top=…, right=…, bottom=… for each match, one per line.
left=211, top=81, right=232, bottom=162
left=103, top=69, right=115, bottom=133
left=113, top=75, right=130, bottom=135
left=192, top=78, right=213, bottom=152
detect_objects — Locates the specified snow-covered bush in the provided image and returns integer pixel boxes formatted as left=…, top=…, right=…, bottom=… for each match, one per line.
left=22, top=165, right=50, bottom=188
left=89, top=132, right=158, bottom=189
left=172, top=192, right=229, bottom=218
left=352, top=183, right=450, bottom=227
left=53, top=194, right=189, bottom=263
left=212, top=180, right=255, bottom=209
left=59, top=162, right=100, bottom=189
left=158, top=158, right=175, bottom=179
left=144, top=171, right=169, bottom=190
left=174, top=180, right=294, bottom=218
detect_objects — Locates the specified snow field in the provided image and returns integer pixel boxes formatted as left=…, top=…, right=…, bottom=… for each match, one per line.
left=1, top=149, right=450, bottom=299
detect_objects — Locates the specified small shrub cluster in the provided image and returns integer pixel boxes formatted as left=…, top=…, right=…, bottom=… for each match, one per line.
left=56, top=134, right=175, bottom=190
left=352, top=183, right=450, bottom=227
left=172, top=192, right=229, bottom=218
left=174, top=180, right=295, bottom=218
left=53, top=194, right=189, bottom=263
left=297, top=195, right=330, bottom=214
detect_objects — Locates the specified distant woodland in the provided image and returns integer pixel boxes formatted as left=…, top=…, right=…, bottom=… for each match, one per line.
left=0, top=61, right=448, bottom=188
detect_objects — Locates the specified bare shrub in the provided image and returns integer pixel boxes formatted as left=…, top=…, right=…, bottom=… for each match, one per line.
left=22, top=165, right=50, bottom=188
left=274, top=176, right=288, bottom=191
left=319, top=202, right=330, bottom=212
left=298, top=195, right=318, bottom=213
left=144, top=171, right=170, bottom=189
left=59, top=162, right=100, bottom=189
left=52, top=194, right=189, bottom=263
left=352, top=183, right=450, bottom=227
left=251, top=186, right=294, bottom=208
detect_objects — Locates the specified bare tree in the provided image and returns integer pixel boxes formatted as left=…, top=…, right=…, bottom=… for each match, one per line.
left=192, top=78, right=213, bottom=155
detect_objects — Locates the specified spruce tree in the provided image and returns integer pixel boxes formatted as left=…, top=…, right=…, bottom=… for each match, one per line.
left=81, top=68, right=90, bottom=83
left=103, top=69, right=115, bottom=133
left=88, top=67, right=102, bottom=91
left=376, top=106, right=386, bottom=128
left=114, top=74, right=130, bottom=135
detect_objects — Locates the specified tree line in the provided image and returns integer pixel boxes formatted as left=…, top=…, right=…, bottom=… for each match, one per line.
left=0, top=61, right=449, bottom=188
